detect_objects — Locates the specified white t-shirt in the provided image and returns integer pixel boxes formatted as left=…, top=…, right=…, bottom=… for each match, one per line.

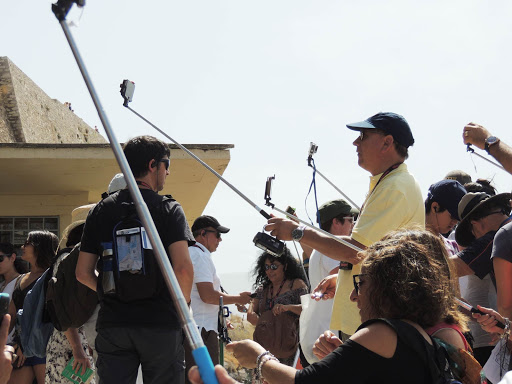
left=308, top=249, right=340, bottom=289
left=299, top=249, right=339, bottom=364
left=189, top=243, right=221, bottom=333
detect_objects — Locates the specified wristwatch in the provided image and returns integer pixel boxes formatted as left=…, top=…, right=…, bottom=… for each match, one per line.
left=291, top=225, right=306, bottom=242
left=484, top=136, right=500, bottom=154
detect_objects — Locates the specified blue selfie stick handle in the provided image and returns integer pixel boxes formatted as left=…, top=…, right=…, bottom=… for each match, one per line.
left=192, top=346, right=219, bottom=384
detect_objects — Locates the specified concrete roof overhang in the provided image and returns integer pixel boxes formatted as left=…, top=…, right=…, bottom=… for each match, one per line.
left=0, top=143, right=233, bottom=221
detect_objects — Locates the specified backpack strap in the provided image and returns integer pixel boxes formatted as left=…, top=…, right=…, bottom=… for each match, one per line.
left=360, top=319, right=447, bottom=382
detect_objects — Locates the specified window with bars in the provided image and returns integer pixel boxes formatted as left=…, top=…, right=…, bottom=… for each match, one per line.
left=0, top=217, right=59, bottom=248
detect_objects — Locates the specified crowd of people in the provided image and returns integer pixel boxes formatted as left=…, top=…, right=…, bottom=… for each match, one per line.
left=1, top=114, right=512, bottom=384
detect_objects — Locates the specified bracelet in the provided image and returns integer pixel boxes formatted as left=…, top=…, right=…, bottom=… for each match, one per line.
left=255, top=351, right=271, bottom=381
left=258, top=354, right=279, bottom=383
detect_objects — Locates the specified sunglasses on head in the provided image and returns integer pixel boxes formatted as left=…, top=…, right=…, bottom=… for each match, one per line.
left=265, top=264, right=280, bottom=271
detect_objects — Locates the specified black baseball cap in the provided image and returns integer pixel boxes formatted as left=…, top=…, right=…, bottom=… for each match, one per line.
left=346, top=112, right=414, bottom=148
left=426, top=180, right=467, bottom=220
left=191, top=215, right=230, bottom=234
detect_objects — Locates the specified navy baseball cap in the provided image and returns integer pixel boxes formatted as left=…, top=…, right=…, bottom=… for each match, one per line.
left=346, top=112, right=414, bottom=148
left=426, top=180, right=467, bottom=220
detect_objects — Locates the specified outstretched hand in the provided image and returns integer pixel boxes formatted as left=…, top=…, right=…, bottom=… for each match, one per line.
left=188, top=365, right=240, bottom=384
left=265, top=217, right=299, bottom=241
left=463, top=122, right=491, bottom=150
left=311, top=274, right=338, bottom=301
left=473, top=305, right=506, bottom=335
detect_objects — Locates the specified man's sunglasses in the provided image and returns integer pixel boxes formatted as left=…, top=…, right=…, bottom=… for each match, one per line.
left=159, top=159, right=170, bottom=170
left=203, top=230, right=221, bottom=239
left=0, top=254, right=10, bottom=262
left=264, top=264, right=280, bottom=271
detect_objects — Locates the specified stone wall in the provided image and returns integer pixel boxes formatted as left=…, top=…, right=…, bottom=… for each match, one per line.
left=0, top=56, right=106, bottom=144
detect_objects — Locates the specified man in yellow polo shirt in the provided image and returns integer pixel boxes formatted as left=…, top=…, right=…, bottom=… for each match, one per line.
left=266, top=112, right=424, bottom=343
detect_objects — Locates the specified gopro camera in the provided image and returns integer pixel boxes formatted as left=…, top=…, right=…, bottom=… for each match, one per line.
left=253, top=231, right=285, bottom=257
left=308, top=142, right=318, bottom=158
left=120, top=79, right=135, bottom=107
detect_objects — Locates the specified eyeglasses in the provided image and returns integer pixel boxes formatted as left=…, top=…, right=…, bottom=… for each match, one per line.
left=342, top=216, right=355, bottom=224
left=23, top=240, right=34, bottom=247
left=358, top=129, right=386, bottom=141
left=353, top=274, right=367, bottom=295
left=265, top=264, right=280, bottom=271
left=159, top=158, right=170, bottom=170
left=204, top=230, right=221, bottom=239
left=0, top=254, right=8, bottom=262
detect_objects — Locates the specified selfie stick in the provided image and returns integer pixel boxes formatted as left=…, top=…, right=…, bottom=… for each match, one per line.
left=120, top=82, right=271, bottom=221
left=265, top=177, right=363, bottom=252
left=51, top=3, right=218, bottom=383
left=467, top=145, right=506, bottom=172
left=308, top=144, right=361, bottom=211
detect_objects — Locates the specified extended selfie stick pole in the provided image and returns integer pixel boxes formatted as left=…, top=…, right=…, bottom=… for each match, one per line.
left=122, top=98, right=271, bottom=221
left=264, top=177, right=362, bottom=252
left=466, top=145, right=506, bottom=172
left=271, top=204, right=363, bottom=252
left=51, top=3, right=218, bottom=383
left=308, top=145, right=361, bottom=211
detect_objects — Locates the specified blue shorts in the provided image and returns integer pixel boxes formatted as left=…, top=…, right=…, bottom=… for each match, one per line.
left=24, top=355, right=46, bottom=367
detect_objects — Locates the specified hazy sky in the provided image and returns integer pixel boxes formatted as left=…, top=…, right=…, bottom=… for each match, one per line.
left=2, top=1, right=512, bottom=280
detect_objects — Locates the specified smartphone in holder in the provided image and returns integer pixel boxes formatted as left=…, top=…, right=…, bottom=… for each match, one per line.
left=264, top=175, right=275, bottom=205
left=0, top=293, right=10, bottom=318
left=120, top=80, right=135, bottom=107
left=456, top=298, right=505, bottom=329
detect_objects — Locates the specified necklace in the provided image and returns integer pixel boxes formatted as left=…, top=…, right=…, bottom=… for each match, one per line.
left=268, top=279, right=286, bottom=309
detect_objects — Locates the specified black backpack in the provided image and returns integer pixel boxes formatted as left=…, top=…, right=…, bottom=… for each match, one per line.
left=98, top=193, right=173, bottom=303
left=383, top=319, right=463, bottom=384
left=45, top=244, right=98, bottom=331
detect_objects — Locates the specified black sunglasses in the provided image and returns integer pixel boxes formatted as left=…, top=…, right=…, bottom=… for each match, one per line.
left=265, top=264, right=280, bottom=271
left=159, top=158, right=170, bottom=170
left=0, top=254, right=9, bottom=262
left=203, top=230, right=221, bottom=239
left=353, top=274, right=367, bottom=295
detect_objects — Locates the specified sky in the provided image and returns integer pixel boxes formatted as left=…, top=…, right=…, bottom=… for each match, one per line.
left=2, top=1, right=512, bottom=282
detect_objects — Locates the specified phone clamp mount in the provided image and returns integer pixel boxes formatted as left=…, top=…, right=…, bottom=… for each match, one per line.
left=52, top=0, right=84, bottom=21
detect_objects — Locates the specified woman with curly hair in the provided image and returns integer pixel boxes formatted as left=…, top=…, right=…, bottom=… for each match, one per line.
left=247, top=249, right=308, bottom=366
left=189, top=229, right=466, bottom=384
left=8, top=230, right=58, bottom=384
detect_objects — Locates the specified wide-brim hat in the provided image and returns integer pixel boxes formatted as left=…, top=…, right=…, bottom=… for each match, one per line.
left=455, top=192, right=512, bottom=247
left=59, top=204, right=96, bottom=249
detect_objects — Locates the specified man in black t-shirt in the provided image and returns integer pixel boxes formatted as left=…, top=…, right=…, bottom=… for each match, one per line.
left=77, top=135, right=195, bottom=384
